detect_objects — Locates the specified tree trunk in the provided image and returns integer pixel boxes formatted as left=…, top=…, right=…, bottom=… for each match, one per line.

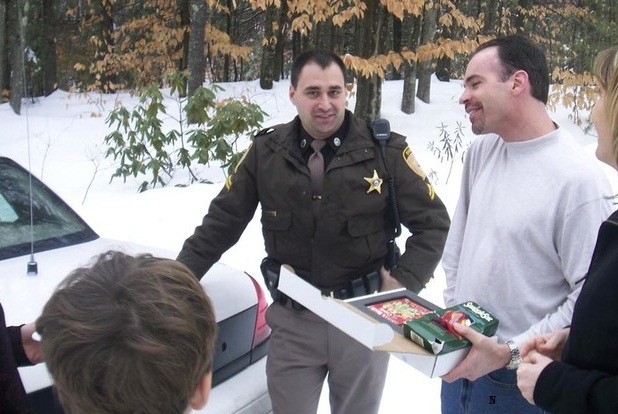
left=435, top=2, right=452, bottom=83
left=25, top=0, right=41, bottom=98
left=356, top=73, right=383, bottom=121
left=223, top=0, right=233, bottom=82
left=515, top=0, right=533, bottom=30
left=292, top=30, right=301, bottom=61
left=187, top=0, right=207, bottom=101
left=401, top=14, right=422, bottom=114
left=312, top=20, right=333, bottom=51
left=401, top=60, right=417, bottom=114
left=177, top=0, right=190, bottom=96
left=259, top=5, right=277, bottom=90
left=273, top=1, right=287, bottom=81
left=482, top=0, right=499, bottom=35
left=0, top=0, right=7, bottom=96
left=93, top=0, right=114, bottom=91
left=9, top=0, right=24, bottom=114
left=353, top=0, right=383, bottom=121
left=274, top=33, right=284, bottom=81
left=416, top=1, right=437, bottom=104
left=391, top=15, right=402, bottom=80
left=42, top=0, right=57, bottom=96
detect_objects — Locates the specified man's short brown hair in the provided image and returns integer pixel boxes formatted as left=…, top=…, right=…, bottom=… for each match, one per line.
left=37, top=251, right=217, bottom=414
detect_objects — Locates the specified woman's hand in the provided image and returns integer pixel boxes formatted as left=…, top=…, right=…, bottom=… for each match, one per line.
left=517, top=351, right=553, bottom=405
left=520, top=328, right=570, bottom=361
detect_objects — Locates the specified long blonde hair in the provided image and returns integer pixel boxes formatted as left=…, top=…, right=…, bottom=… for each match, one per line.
left=594, top=46, right=618, bottom=167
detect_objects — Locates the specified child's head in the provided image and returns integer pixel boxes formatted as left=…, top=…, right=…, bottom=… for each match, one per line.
left=37, top=251, right=217, bottom=414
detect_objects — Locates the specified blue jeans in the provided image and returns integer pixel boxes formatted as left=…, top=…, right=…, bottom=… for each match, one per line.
left=441, top=368, right=549, bottom=414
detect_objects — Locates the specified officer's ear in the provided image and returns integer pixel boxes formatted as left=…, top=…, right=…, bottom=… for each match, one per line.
left=289, top=84, right=297, bottom=104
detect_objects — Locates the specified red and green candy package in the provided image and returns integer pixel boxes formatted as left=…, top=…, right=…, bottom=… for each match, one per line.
left=403, top=301, right=499, bottom=355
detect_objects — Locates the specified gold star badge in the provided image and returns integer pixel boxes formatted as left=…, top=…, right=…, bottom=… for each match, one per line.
left=364, top=170, right=383, bottom=194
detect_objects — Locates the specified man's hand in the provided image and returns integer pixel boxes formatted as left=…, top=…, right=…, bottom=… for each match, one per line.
left=520, top=328, right=569, bottom=361
left=379, top=266, right=404, bottom=292
left=441, top=323, right=510, bottom=382
left=20, top=322, right=43, bottom=364
left=517, top=351, right=553, bottom=405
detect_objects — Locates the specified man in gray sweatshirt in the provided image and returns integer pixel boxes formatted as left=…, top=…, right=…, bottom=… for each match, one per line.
left=439, top=35, right=613, bottom=414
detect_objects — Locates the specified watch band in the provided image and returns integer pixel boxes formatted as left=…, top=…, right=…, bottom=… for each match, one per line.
left=505, top=340, right=522, bottom=370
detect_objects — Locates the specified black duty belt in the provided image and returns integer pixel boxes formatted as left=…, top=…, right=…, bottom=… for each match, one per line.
left=279, top=271, right=381, bottom=311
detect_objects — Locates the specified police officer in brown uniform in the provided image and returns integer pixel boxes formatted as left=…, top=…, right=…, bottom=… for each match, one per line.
left=177, top=50, right=450, bottom=414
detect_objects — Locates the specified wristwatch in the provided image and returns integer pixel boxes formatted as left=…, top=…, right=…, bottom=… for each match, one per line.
left=505, top=340, right=522, bottom=370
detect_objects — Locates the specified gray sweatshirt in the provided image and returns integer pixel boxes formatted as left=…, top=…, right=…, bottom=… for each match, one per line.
left=443, top=128, right=613, bottom=347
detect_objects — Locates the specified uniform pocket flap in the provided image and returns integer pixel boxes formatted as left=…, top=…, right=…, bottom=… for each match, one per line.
left=262, top=209, right=291, bottom=231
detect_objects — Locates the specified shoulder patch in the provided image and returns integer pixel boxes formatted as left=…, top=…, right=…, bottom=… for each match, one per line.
left=225, top=142, right=253, bottom=190
left=402, top=146, right=427, bottom=180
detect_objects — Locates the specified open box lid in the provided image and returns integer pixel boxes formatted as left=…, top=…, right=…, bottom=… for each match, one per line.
left=277, top=266, right=469, bottom=378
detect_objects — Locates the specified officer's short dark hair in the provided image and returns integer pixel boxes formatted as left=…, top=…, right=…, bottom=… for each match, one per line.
left=291, top=50, right=346, bottom=88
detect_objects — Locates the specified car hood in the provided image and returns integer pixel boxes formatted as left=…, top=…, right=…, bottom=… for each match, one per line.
left=2, top=237, right=258, bottom=393
left=1, top=237, right=257, bottom=326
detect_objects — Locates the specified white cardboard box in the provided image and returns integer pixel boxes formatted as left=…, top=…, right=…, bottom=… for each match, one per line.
left=277, top=266, right=469, bottom=378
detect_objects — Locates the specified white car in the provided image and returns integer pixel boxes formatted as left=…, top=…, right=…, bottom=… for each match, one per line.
left=0, top=156, right=272, bottom=414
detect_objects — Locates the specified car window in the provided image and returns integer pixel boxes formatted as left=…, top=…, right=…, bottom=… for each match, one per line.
left=0, top=157, right=98, bottom=260
left=0, top=193, right=19, bottom=222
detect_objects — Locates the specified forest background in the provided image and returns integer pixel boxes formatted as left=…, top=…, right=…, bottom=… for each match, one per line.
left=1, top=0, right=617, bottom=166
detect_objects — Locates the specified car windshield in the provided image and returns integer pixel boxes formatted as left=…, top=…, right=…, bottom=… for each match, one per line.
left=0, top=157, right=98, bottom=260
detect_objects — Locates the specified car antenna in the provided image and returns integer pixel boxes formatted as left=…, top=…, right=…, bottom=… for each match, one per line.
left=19, top=4, right=38, bottom=276
left=26, top=118, right=38, bottom=276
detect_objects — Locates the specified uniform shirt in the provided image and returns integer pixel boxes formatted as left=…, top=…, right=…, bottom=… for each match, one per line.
left=178, top=110, right=450, bottom=292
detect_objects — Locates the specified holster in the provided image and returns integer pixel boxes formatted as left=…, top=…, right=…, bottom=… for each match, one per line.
left=260, top=257, right=282, bottom=302
left=261, top=258, right=306, bottom=310
left=384, top=239, right=400, bottom=271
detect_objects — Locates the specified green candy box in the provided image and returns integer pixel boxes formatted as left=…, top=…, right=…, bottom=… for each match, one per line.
left=403, top=301, right=499, bottom=355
